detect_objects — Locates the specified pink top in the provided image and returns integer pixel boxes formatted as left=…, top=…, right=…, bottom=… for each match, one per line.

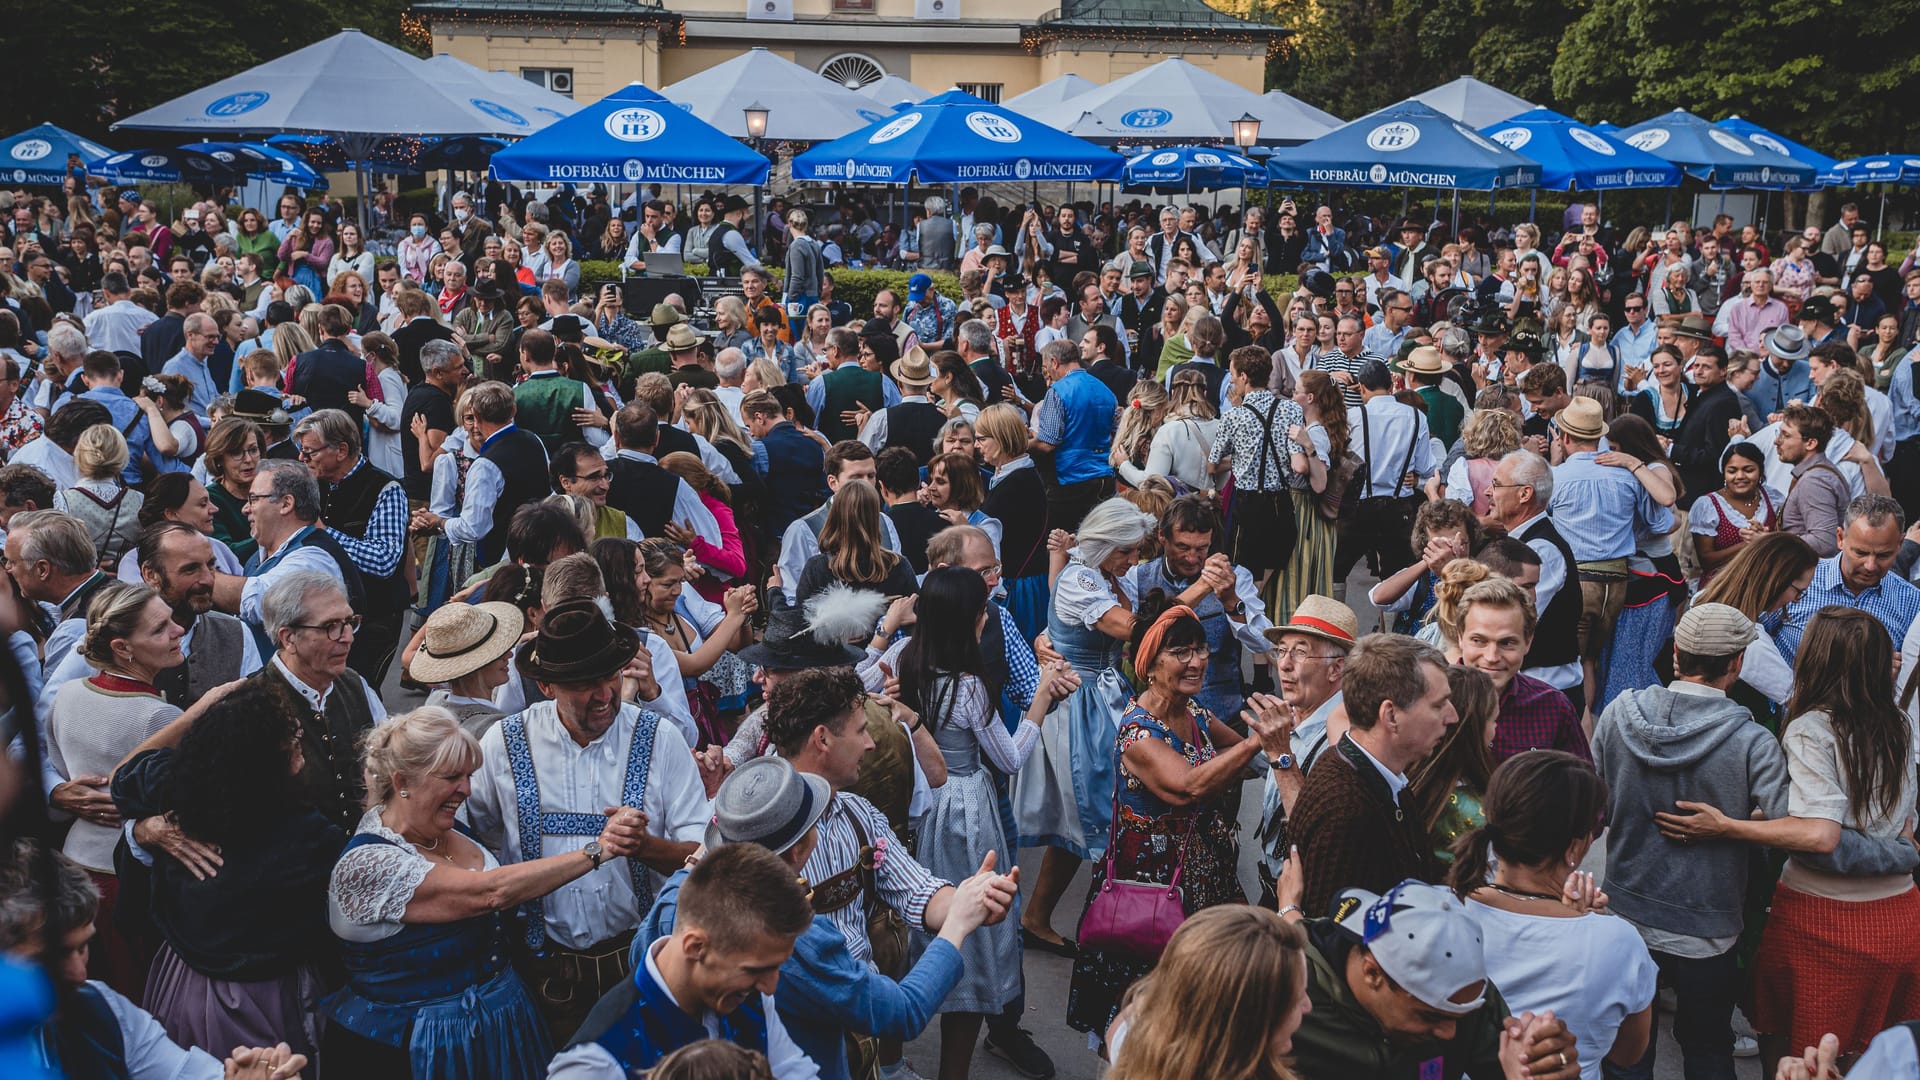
left=685, top=490, right=746, bottom=602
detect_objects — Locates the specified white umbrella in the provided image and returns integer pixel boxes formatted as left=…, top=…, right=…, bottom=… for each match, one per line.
left=1260, top=90, right=1344, bottom=135
left=112, top=30, right=539, bottom=138
left=1025, top=59, right=1336, bottom=144
left=1410, top=76, right=1536, bottom=131
left=855, top=75, right=932, bottom=110
left=422, top=54, right=579, bottom=127
left=1002, top=74, right=1097, bottom=117
left=661, top=47, right=891, bottom=142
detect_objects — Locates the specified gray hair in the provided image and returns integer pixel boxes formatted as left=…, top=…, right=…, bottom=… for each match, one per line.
left=293, top=408, right=362, bottom=458
left=47, top=323, right=87, bottom=361
left=1500, top=449, right=1554, bottom=504
left=255, top=459, right=323, bottom=522
left=1439, top=326, right=1474, bottom=361
left=1040, top=338, right=1079, bottom=370
left=957, top=319, right=993, bottom=356
left=10, top=510, right=97, bottom=576
left=0, top=840, right=98, bottom=951
left=973, top=223, right=996, bottom=241
left=1072, top=497, right=1158, bottom=570
left=1845, top=493, right=1905, bottom=533
left=715, top=347, right=748, bottom=382
left=284, top=284, right=314, bottom=309
left=419, top=338, right=465, bottom=377
left=924, top=195, right=948, bottom=216
left=261, top=569, right=347, bottom=639
left=1747, top=267, right=1773, bottom=283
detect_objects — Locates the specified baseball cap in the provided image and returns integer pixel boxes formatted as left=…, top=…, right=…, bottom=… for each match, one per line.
left=1333, top=881, right=1488, bottom=1015
left=1673, top=602, right=1757, bottom=657
left=907, top=272, right=932, bottom=303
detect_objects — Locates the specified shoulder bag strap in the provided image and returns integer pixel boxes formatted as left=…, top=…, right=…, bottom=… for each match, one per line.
left=1359, top=400, right=1375, bottom=490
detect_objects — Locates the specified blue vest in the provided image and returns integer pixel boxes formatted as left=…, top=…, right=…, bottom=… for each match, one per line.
left=570, top=957, right=770, bottom=1073
left=1048, top=369, right=1118, bottom=486
left=499, top=708, right=659, bottom=950
left=33, top=982, right=126, bottom=1080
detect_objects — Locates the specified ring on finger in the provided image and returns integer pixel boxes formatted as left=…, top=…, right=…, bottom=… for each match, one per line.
left=1557, top=1052, right=1568, bottom=1069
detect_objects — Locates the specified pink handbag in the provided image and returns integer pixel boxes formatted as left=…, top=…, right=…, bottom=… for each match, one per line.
left=1075, top=792, right=1192, bottom=960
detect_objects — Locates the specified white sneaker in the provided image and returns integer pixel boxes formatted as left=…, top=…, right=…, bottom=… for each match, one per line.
left=1733, top=1035, right=1759, bottom=1058
left=880, top=1062, right=932, bottom=1080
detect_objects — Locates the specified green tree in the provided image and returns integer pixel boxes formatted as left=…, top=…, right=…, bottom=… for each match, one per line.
left=12, top=2, right=415, bottom=142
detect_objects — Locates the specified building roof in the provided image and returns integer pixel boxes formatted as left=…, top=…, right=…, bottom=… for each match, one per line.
left=1026, top=0, right=1290, bottom=42
left=411, top=0, right=679, bottom=22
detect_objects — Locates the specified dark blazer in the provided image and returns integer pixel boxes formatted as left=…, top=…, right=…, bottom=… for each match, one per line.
left=391, top=316, right=457, bottom=386
left=292, top=339, right=368, bottom=424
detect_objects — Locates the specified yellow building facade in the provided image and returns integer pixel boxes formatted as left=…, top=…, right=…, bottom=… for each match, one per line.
left=410, top=0, right=1286, bottom=108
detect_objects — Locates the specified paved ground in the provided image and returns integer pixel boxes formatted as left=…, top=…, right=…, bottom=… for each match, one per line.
left=383, top=562, right=1763, bottom=1080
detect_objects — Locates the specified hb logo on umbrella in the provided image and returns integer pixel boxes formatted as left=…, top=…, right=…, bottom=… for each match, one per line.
left=605, top=109, right=666, bottom=143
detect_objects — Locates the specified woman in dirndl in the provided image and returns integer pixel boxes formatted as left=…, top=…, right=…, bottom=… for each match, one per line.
left=1596, top=415, right=1685, bottom=711
left=1271, top=368, right=1350, bottom=622
left=1015, top=498, right=1159, bottom=955
left=324, top=706, right=650, bottom=1077
left=419, top=392, right=479, bottom=613
left=976, top=404, right=1052, bottom=643
left=1689, top=442, right=1782, bottom=587
left=1065, top=594, right=1292, bottom=1048
left=872, top=568, right=1078, bottom=1079
left=1659, top=608, right=1920, bottom=1066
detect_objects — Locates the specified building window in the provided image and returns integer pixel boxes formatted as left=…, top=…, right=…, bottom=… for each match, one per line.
left=522, top=67, right=574, bottom=97
left=820, top=54, right=886, bottom=89
left=832, top=0, right=874, bottom=10
left=957, top=82, right=1003, bottom=104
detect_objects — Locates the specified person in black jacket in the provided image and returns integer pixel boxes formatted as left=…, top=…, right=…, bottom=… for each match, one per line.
left=1670, top=343, right=1746, bottom=511
left=290, top=304, right=367, bottom=425
left=875, top=447, right=945, bottom=574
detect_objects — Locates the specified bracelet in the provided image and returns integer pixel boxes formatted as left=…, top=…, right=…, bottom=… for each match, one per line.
left=1276, top=904, right=1303, bottom=919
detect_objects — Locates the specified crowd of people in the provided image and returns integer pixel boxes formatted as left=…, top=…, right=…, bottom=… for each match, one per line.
left=1, top=173, right=1919, bottom=1080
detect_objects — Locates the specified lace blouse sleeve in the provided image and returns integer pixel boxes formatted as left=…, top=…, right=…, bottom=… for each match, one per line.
left=330, top=841, right=433, bottom=933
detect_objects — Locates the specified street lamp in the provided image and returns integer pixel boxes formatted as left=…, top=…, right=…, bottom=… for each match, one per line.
left=743, top=102, right=771, bottom=259
left=1232, top=113, right=1261, bottom=149
left=744, top=101, right=770, bottom=141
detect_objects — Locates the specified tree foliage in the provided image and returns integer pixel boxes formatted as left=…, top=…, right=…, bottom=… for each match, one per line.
left=1264, top=0, right=1920, bottom=157
left=11, top=1, right=415, bottom=142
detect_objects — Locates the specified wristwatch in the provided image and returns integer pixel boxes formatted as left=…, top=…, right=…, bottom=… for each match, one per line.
left=1228, top=599, right=1248, bottom=617
left=1268, top=753, right=1296, bottom=771
left=583, top=840, right=604, bottom=870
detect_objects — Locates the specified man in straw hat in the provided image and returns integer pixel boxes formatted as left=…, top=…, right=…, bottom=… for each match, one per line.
left=1255, top=593, right=1357, bottom=905
left=662, top=323, right=718, bottom=391
left=853, top=345, right=944, bottom=467
left=595, top=755, right=1018, bottom=1080
left=1404, top=345, right=1463, bottom=447
left=1548, top=395, right=1672, bottom=718
left=465, top=597, right=718, bottom=1043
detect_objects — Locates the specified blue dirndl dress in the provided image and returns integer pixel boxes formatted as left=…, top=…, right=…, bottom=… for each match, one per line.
left=324, top=831, right=552, bottom=1079
left=1012, top=563, right=1133, bottom=859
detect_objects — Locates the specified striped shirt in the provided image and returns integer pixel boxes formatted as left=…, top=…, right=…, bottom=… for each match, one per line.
left=801, top=791, right=948, bottom=966
left=1305, top=349, right=1384, bottom=407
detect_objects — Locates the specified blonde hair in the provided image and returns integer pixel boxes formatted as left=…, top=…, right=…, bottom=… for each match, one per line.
left=681, top=387, right=752, bottom=454
left=273, top=322, right=316, bottom=368
left=1432, top=557, right=1493, bottom=649
left=1457, top=574, right=1538, bottom=642
left=1167, top=368, right=1218, bottom=421
left=73, top=424, right=130, bottom=481
left=1460, top=406, right=1522, bottom=461
left=360, top=706, right=483, bottom=809
left=544, top=493, right=598, bottom=541
left=1113, top=380, right=1169, bottom=464
left=1107, top=905, right=1306, bottom=1080
left=745, top=357, right=786, bottom=390
left=972, top=402, right=1030, bottom=457
left=80, top=582, right=160, bottom=668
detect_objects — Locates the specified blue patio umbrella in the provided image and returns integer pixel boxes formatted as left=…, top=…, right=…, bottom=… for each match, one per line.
left=1480, top=109, right=1681, bottom=190
left=1123, top=146, right=1267, bottom=191
left=1715, top=116, right=1839, bottom=185
left=1264, top=101, right=1540, bottom=190
left=0, top=123, right=114, bottom=185
left=181, top=141, right=326, bottom=188
left=1617, top=110, right=1816, bottom=188
left=489, top=83, right=769, bottom=186
left=96, top=146, right=242, bottom=184
left=1828, top=155, right=1920, bottom=185
left=791, top=90, right=1124, bottom=185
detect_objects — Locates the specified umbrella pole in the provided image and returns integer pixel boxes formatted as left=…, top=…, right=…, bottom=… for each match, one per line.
left=1664, top=189, right=1673, bottom=224
left=754, top=185, right=762, bottom=272
left=1879, top=190, right=1887, bottom=242
left=1529, top=189, right=1537, bottom=223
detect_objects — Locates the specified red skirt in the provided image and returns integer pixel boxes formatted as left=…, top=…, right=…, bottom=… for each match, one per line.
left=1753, top=881, right=1920, bottom=1054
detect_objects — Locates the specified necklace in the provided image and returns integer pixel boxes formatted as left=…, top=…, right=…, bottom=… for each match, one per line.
left=1485, top=880, right=1561, bottom=903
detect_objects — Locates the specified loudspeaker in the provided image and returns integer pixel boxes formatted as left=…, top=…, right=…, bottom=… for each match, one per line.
left=620, top=275, right=703, bottom=317
left=747, top=0, right=793, bottom=20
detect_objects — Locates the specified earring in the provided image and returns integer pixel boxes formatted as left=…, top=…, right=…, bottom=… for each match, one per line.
left=400, top=790, right=410, bottom=799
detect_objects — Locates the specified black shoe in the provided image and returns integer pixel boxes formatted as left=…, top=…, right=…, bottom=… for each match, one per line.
left=1019, top=927, right=1077, bottom=958
left=984, top=1025, right=1056, bottom=1079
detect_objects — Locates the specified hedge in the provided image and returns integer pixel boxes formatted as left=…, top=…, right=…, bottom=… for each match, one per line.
left=577, top=259, right=1323, bottom=313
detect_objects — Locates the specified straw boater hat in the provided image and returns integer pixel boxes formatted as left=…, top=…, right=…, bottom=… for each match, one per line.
left=409, top=602, right=526, bottom=684
left=1557, top=396, right=1610, bottom=441
left=1403, top=346, right=1450, bottom=376
left=662, top=323, right=704, bottom=353
left=1264, top=594, right=1360, bottom=650
left=891, top=345, right=933, bottom=387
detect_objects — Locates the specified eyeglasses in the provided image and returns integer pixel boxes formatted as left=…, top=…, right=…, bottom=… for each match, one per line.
left=1163, top=645, right=1206, bottom=663
left=231, top=446, right=263, bottom=460
left=295, top=443, right=333, bottom=460
left=1487, top=480, right=1531, bottom=491
left=1273, top=646, right=1343, bottom=664
left=288, top=615, right=362, bottom=641
left=242, top=491, right=286, bottom=505
left=1624, top=305, right=1646, bottom=312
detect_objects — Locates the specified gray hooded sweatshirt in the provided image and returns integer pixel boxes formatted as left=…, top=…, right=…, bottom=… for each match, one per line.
left=1596, top=682, right=1919, bottom=940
